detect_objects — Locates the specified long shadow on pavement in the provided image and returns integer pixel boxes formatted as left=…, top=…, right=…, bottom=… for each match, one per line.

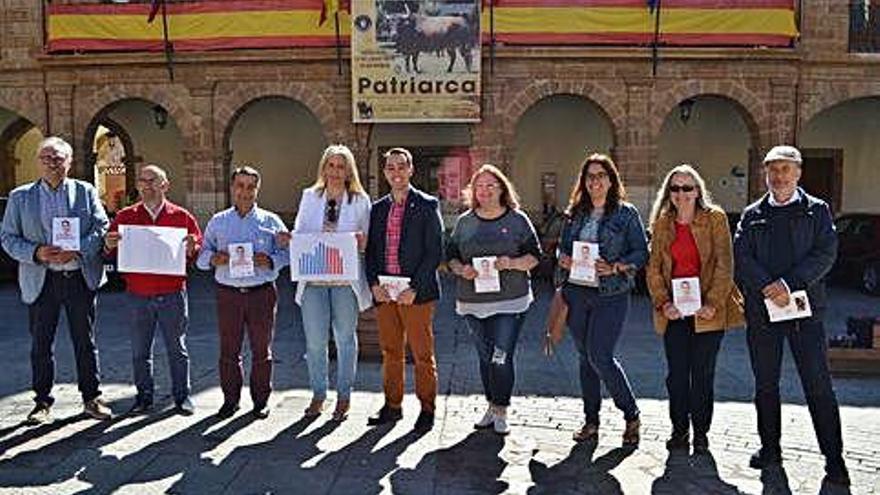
left=528, top=442, right=633, bottom=494
left=0, top=410, right=173, bottom=489
left=391, top=431, right=508, bottom=494
left=168, top=414, right=349, bottom=493
left=651, top=450, right=742, bottom=494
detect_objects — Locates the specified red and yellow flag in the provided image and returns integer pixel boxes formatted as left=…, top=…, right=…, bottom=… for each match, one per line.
left=47, top=0, right=796, bottom=53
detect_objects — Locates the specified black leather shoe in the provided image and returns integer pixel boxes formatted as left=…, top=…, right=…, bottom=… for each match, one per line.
left=692, top=434, right=709, bottom=454
left=175, top=397, right=195, bottom=416
left=367, top=405, right=402, bottom=426
left=217, top=402, right=240, bottom=419
left=128, top=400, right=153, bottom=415
left=749, top=448, right=782, bottom=469
left=252, top=403, right=270, bottom=419
left=824, top=460, right=851, bottom=487
left=414, top=411, right=435, bottom=432
left=665, top=432, right=689, bottom=451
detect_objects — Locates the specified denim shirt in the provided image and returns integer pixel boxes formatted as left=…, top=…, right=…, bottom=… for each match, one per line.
left=559, top=202, right=648, bottom=296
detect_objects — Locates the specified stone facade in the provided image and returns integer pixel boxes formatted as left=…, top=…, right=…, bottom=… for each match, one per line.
left=1, top=0, right=879, bottom=219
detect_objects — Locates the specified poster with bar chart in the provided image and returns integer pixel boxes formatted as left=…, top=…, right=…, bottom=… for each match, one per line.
left=290, top=232, right=359, bottom=282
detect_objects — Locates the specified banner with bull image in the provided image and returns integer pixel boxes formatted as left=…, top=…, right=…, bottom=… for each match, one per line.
left=351, top=0, right=481, bottom=123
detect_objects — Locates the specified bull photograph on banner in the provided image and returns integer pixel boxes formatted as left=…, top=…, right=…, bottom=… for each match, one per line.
left=351, top=0, right=481, bottom=122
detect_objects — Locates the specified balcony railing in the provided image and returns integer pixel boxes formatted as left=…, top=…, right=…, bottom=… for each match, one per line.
left=850, top=1, right=880, bottom=52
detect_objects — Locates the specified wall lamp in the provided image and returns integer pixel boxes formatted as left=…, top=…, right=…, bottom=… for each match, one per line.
left=679, top=98, right=695, bottom=124
left=152, top=104, right=168, bottom=130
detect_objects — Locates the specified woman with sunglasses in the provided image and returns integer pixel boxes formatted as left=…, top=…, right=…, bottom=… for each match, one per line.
left=446, top=164, right=541, bottom=435
left=553, top=152, right=648, bottom=446
left=281, top=144, right=372, bottom=421
left=646, top=164, right=743, bottom=453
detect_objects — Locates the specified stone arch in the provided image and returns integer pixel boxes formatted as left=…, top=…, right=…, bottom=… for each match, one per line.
left=74, top=85, right=200, bottom=151
left=800, top=81, right=880, bottom=128
left=0, top=88, right=47, bottom=132
left=0, top=116, right=43, bottom=194
left=501, top=80, right=625, bottom=152
left=649, top=80, right=765, bottom=149
left=213, top=81, right=336, bottom=154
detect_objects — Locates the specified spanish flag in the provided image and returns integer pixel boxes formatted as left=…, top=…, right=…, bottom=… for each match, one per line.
left=47, top=0, right=797, bottom=53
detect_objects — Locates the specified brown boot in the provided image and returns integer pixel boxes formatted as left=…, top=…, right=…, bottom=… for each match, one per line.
left=622, top=418, right=640, bottom=446
left=573, top=423, right=599, bottom=443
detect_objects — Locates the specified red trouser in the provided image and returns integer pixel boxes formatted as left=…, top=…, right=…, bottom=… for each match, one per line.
left=216, top=283, right=277, bottom=407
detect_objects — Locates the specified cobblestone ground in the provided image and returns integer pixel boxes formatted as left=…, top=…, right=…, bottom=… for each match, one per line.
left=0, top=273, right=878, bottom=494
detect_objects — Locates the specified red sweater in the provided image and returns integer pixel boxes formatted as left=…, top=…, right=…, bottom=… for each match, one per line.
left=107, top=201, right=202, bottom=296
left=670, top=221, right=701, bottom=278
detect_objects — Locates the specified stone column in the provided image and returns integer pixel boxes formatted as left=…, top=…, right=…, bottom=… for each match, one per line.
left=616, top=79, right=656, bottom=218
left=186, top=84, right=223, bottom=225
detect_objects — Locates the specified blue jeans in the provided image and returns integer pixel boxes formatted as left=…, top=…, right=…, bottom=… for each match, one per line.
left=300, top=284, right=360, bottom=401
left=562, top=284, right=639, bottom=425
left=129, top=290, right=191, bottom=404
left=464, top=313, right=524, bottom=407
left=747, top=312, right=844, bottom=462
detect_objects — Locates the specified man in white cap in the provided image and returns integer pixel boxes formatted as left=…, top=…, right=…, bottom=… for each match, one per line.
left=733, top=145, right=849, bottom=487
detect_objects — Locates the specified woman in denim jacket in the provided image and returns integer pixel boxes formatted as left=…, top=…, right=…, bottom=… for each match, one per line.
left=554, top=153, right=648, bottom=445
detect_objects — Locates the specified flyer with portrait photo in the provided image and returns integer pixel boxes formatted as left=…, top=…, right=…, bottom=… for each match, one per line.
left=672, top=277, right=701, bottom=316
left=570, top=241, right=598, bottom=283
left=52, top=217, right=80, bottom=251
left=228, top=242, right=255, bottom=279
left=473, top=256, right=501, bottom=293
left=765, top=290, right=812, bottom=322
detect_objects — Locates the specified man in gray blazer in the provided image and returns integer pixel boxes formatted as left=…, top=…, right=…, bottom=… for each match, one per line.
left=1, top=136, right=112, bottom=424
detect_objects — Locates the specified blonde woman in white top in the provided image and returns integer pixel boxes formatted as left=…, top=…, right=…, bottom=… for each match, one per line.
left=279, top=145, right=371, bottom=421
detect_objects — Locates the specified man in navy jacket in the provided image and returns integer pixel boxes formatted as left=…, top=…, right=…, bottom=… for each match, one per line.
left=734, top=145, right=849, bottom=487
left=365, top=147, right=442, bottom=432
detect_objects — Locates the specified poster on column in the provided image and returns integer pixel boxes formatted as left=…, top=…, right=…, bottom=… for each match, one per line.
left=351, top=0, right=481, bottom=123
left=290, top=233, right=359, bottom=282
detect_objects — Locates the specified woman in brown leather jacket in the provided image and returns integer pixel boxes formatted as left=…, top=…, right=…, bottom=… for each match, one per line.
left=646, top=164, right=744, bottom=454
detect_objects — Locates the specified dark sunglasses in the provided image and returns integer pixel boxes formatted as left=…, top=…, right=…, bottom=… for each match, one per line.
left=326, top=199, right=339, bottom=223
left=669, top=185, right=696, bottom=193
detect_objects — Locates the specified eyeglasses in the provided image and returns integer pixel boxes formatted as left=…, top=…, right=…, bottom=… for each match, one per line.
left=326, top=199, right=339, bottom=223
left=586, top=172, right=608, bottom=182
left=669, top=185, right=696, bottom=193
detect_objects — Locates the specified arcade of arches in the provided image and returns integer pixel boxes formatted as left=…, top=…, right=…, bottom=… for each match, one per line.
left=2, top=91, right=879, bottom=229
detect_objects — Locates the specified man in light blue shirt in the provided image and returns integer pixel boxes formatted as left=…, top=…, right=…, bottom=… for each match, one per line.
left=197, top=166, right=288, bottom=419
left=0, top=136, right=112, bottom=424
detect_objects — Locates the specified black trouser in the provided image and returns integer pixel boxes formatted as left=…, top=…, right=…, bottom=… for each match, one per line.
left=664, top=317, right=723, bottom=437
left=747, top=313, right=844, bottom=463
left=28, top=270, right=101, bottom=406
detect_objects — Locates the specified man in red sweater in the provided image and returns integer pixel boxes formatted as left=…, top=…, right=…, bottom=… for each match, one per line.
left=104, top=164, right=201, bottom=415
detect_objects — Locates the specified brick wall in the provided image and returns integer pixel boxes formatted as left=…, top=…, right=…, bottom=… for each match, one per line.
left=0, top=0, right=878, bottom=214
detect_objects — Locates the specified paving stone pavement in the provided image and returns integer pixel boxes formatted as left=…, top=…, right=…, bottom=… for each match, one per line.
left=0, top=272, right=878, bottom=494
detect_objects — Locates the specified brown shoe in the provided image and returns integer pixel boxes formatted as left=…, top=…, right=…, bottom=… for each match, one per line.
left=84, top=398, right=112, bottom=421
left=332, top=400, right=350, bottom=422
left=26, top=402, right=52, bottom=425
left=304, top=399, right=325, bottom=418
left=622, top=418, right=640, bottom=446
left=573, top=423, right=599, bottom=443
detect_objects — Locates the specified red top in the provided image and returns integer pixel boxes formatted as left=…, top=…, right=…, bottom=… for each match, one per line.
left=107, top=201, right=202, bottom=297
left=670, top=221, right=701, bottom=278
left=384, top=193, right=407, bottom=275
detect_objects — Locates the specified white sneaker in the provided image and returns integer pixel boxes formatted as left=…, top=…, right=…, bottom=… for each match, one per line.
left=493, top=408, right=510, bottom=436
left=474, top=405, right=495, bottom=429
